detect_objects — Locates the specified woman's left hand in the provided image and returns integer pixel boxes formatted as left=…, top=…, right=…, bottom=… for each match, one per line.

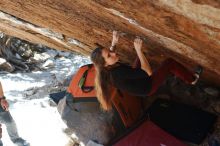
left=134, top=38, right=143, bottom=53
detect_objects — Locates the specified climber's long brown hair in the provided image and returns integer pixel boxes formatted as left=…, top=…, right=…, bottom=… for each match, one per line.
left=90, top=47, right=112, bottom=110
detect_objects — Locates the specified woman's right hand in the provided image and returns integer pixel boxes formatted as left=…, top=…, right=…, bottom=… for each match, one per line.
left=112, top=31, right=119, bottom=46
left=1, top=99, right=9, bottom=111
left=134, top=38, right=143, bottom=53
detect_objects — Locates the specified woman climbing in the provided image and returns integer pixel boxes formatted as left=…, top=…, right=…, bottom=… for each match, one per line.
left=90, top=31, right=202, bottom=110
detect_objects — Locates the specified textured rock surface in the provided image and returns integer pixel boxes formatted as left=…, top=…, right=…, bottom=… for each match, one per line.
left=0, top=0, right=220, bottom=86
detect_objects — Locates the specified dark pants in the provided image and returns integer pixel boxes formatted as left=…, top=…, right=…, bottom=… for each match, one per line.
left=0, top=111, right=27, bottom=146
left=133, top=58, right=195, bottom=96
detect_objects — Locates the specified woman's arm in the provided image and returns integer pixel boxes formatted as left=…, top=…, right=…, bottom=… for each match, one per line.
left=0, top=82, right=3, bottom=98
left=0, top=82, right=9, bottom=111
left=134, top=38, right=152, bottom=76
left=110, top=31, right=119, bottom=51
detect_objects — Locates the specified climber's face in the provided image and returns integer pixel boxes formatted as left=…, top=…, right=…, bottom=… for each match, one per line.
left=102, top=48, right=119, bottom=66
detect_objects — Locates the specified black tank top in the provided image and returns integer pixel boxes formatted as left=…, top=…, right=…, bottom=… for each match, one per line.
left=109, top=63, right=152, bottom=97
